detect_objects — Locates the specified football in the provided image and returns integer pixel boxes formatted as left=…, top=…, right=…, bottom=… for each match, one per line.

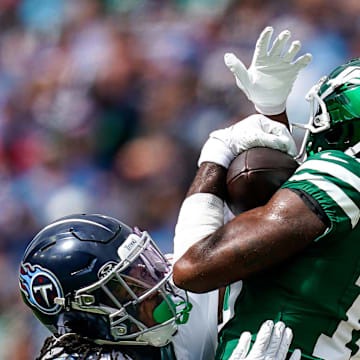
left=226, top=147, right=299, bottom=215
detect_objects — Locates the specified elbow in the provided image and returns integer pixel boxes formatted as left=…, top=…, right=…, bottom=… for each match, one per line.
left=172, top=258, right=197, bottom=291
left=173, top=257, right=211, bottom=293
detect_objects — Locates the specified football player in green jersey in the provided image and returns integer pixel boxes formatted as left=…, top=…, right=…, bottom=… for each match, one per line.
left=172, top=26, right=360, bottom=360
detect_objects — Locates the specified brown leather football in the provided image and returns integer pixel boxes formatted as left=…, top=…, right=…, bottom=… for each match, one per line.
left=226, top=147, right=299, bottom=215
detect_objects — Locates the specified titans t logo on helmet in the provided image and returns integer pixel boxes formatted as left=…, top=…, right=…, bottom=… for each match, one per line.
left=19, top=263, right=63, bottom=315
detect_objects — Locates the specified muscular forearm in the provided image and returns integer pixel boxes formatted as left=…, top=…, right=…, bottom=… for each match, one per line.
left=187, top=109, right=290, bottom=198
left=173, top=114, right=297, bottom=280
left=173, top=189, right=326, bottom=293
left=266, top=111, right=290, bottom=130
left=172, top=163, right=226, bottom=261
left=186, top=162, right=227, bottom=198
left=186, top=111, right=289, bottom=199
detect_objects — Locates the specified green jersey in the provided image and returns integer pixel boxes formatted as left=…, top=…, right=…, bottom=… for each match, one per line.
left=216, top=150, right=360, bottom=360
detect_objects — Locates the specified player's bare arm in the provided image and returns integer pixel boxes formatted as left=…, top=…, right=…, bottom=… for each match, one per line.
left=173, top=162, right=326, bottom=293
left=20, top=214, right=303, bottom=360
left=267, top=111, right=289, bottom=129
left=172, top=27, right=314, bottom=292
left=177, top=26, right=360, bottom=360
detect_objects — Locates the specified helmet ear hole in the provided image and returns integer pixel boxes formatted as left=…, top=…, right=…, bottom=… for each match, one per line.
left=345, top=123, right=354, bottom=145
left=324, top=126, right=343, bottom=145
left=323, top=122, right=353, bottom=147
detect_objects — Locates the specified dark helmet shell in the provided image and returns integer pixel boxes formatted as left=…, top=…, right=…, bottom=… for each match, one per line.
left=19, top=214, right=132, bottom=339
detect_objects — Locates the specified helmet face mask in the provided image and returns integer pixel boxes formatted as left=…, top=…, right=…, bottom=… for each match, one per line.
left=68, top=230, right=185, bottom=346
left=19, top=214, right=192, bottom=347
left=294, top=58, right=360, bottom=160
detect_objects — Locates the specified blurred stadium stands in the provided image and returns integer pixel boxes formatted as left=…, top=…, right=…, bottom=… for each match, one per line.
left=0, top=0, right=357, bottom=358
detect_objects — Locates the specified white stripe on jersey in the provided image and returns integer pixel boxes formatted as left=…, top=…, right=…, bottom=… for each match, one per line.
left=296, top=160, right=360, bottom=193
left=289, top=172, right=360, bottom=228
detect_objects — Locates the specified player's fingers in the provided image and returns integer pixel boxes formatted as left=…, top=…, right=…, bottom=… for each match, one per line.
left=268, top=30, right=291, bottom=57
left=250, top=320, right=274, bottom=356
left=265, top=321, right=286, bottom=358
left=256, top=130, right=297, bottom=157
left=293, top=53, right=312, bottom=71
left=289, top=349, right=302, bottom=360
left=282, top=40, right=301, bottom=63
left=224, top=53, right=249, bottom=89
left=228, top=332, right=252, bottom=360
left=274, top=130, right=297, bottom=157
left=276, top=327, right=293, bottom=360
left=253, top=26, right=273, bottom=62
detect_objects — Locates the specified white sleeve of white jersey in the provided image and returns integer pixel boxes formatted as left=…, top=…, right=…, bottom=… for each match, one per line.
left=166, top=255, right=219, bottom=360
left=173, top=193, right=224, bottom=262
left=218, top=280, right=243, bottom=332
left=224, top=203, right=236, bottom=223
left=172, top=289, right=219, bottom=360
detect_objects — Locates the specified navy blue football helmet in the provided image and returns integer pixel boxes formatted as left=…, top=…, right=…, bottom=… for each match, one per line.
left=19, top=214, right=192, bottom=347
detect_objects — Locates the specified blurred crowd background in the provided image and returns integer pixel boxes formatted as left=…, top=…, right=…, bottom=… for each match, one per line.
left=0, top=0, right=358, bottom=358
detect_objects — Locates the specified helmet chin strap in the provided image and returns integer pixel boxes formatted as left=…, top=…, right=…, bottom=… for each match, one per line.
left=136, top=322, right=177, bottom=347
left=135, top=295, right=193, bottom=347
left=345, top=141, right=360, bottom=157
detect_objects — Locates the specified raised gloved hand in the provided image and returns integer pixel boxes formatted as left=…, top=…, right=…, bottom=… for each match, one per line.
left=224, top=26, right=312, bottom=115
left=229, top=320, right=301, bottom=360
left=198, top=114, right=296, bottom=169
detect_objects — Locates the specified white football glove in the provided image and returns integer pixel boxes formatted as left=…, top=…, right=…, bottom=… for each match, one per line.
left=198, top=114, right=296, bottom=168
left=224, top=26, right=312, bottom=115
left=229, top=320, right=301, bottom=360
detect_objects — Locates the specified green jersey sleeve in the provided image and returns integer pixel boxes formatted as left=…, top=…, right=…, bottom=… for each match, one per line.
left=216, top=150, right=360, bottom=360
left=282, top=150, right=360, bottom=236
